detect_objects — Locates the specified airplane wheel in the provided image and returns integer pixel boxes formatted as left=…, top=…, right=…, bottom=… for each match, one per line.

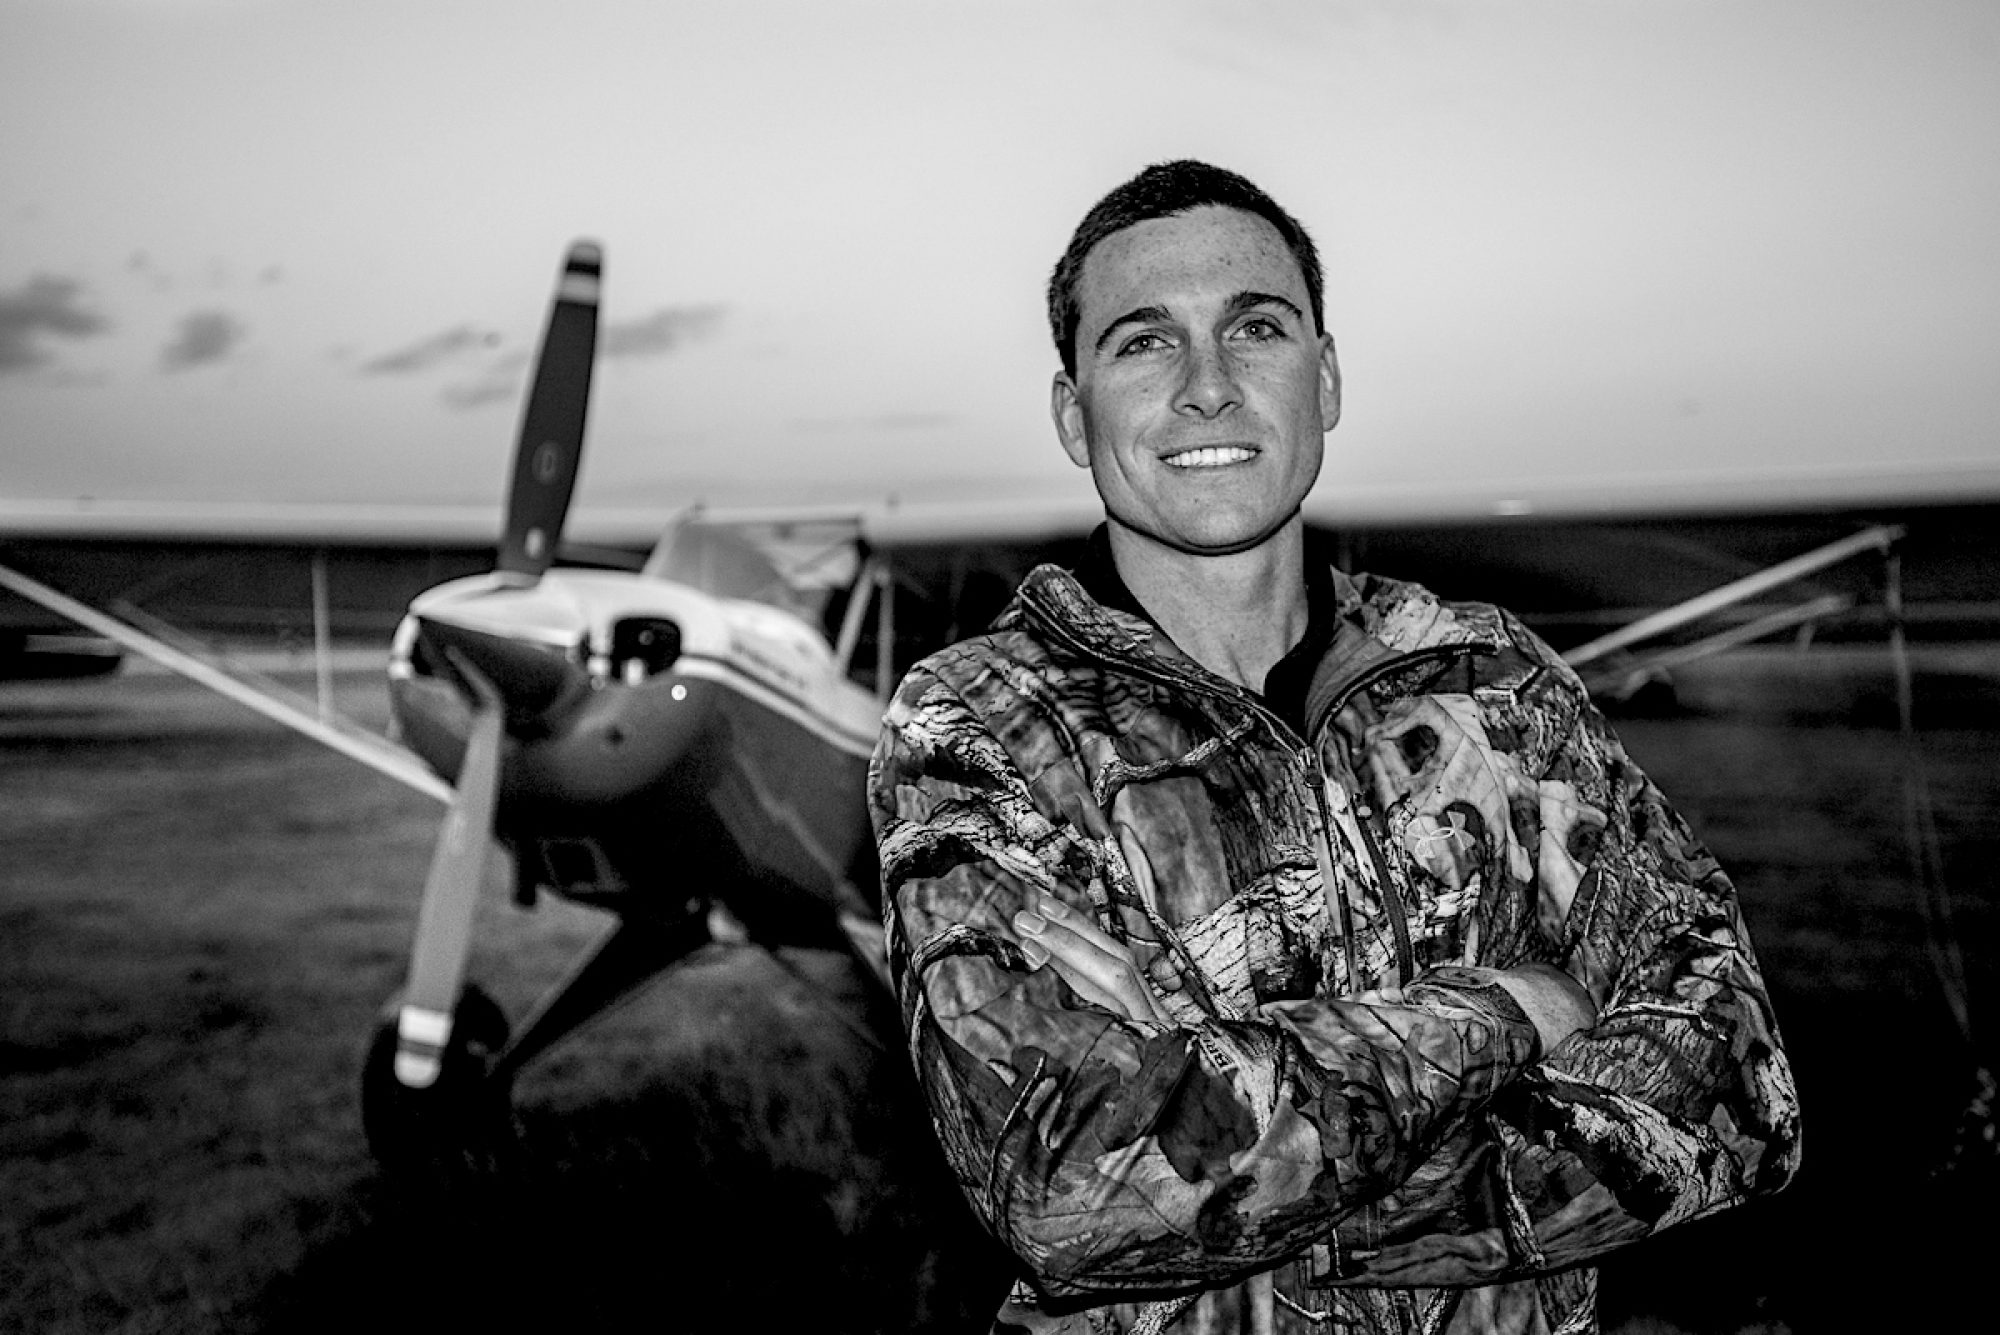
left=360, top=983, right=515, bottom=1180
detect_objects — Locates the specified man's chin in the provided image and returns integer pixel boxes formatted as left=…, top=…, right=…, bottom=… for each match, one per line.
left=1103, top=508, right=1301, bottom=559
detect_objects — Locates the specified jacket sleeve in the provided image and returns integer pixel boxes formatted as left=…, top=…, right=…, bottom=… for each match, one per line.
left=869, top=658, right=1546, bottom=1301
left=1314, top=631, right=1802, bottom=1288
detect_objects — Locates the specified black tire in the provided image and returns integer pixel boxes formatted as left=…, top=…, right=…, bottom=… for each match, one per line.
left=360, top=983, right=515, bottom=1180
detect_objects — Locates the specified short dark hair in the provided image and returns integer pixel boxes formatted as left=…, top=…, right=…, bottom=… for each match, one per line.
left=1046, top=159, right=1325, bottom=378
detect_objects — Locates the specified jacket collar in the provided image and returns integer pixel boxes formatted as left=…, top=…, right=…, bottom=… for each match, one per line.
left=1068, top=523, right=1345, bottom=631
left=1069, top=524, right=1347, bottom=733
left=1004, top=529, right=1511, bottom=728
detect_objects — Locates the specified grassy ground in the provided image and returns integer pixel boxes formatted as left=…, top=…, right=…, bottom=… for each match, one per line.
left=2, top=646, right=1997, bottom=1332
left=0, top=669, right=1006, bottom=1333
left=1595, top=644, right=2000, bottom=1333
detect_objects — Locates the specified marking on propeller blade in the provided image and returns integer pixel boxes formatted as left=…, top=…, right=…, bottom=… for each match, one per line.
left=394, top=1005, right=452, bottom=1088
left=398, top=1006, right=453, bottom=1046
left=533, top=442, right=561, bottom=483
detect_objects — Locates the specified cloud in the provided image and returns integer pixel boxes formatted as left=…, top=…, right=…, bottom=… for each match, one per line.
left=0, top=275, right=110, bottom=374
left=441, top=378, right=521, bottom=410
left=360, top=303, right=720, bottom=409
left=441, top=349, right=531, bottom=412
left=359, top=324, right=503, bottom=375
left=600, top=305, right=724, bottom=359
left=160, top=309, right=247, bottom=371
left=359, top=305, right=717, bottom=386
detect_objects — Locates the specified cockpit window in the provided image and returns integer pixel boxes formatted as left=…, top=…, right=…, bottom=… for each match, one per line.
left=642, top=518, right=854, bottom=623
left=611, top=617, right=681, bottom=679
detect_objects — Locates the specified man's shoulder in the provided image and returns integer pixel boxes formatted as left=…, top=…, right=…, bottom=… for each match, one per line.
left=1340, top=568, right=1593, bottom=726
left=885, top=563, right=1174, bottom=747
left=900, top=624, right=1052, bottom=695
left=898, top=563, right=1138, bottom=693
left=1345, top=567, right=1566, bottom=671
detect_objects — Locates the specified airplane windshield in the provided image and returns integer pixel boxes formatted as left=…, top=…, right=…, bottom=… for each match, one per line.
left=642, top=518, right=857, bottom=624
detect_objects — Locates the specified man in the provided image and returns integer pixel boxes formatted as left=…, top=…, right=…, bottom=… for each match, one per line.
left=869, top=161, right=1798, bottom=1334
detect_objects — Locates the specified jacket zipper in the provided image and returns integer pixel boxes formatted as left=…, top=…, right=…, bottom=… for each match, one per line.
left=1028, top=594, right=1476, bottom=992
left=1306, top=751, right=1364, bottom=992
left=1353, top=781, right=1416, bottom=984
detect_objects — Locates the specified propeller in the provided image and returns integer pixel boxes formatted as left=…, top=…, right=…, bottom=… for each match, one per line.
left=497, top=240, right=601, bottom=582
left=390, top=242, right=603, bottom=1089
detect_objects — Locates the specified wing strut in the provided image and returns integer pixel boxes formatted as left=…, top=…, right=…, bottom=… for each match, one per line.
left=832, top=553, right=882, bottom=677
left=874, top=561, right=897, bottom=701
left=1563, top=523, right=1905, bottom=699
left=0, top=558, right=450, bottom=803
left=1564, top=524, right=1904, bottom=668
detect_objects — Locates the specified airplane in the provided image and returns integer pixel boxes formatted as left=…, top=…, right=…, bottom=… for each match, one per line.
left=365, top=266, right=985, bottom=1170
left=5, top=239, right=1998, bottom=1175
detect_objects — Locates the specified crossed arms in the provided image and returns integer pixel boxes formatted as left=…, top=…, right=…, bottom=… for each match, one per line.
left=1013, top=890, right=1595, bottom=1054
left=871, top=656, right=1800, bottom=1299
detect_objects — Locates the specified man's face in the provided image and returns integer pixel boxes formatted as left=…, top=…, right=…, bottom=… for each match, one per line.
left=1053, top=204, right=1340, bottom=557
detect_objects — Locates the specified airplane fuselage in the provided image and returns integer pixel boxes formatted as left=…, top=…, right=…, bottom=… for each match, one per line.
left=388, top=569, right=883, bottom=943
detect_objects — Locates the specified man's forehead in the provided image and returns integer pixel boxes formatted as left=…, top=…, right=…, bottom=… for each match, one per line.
left=1075, top=205, right=1307, bottom=323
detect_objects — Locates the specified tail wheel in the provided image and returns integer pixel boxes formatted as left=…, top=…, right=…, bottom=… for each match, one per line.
left=360, top=983, right=514, bottom=1178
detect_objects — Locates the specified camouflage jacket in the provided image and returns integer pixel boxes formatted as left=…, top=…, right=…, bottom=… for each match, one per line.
left=869, top=560, right=1800, bottom=1335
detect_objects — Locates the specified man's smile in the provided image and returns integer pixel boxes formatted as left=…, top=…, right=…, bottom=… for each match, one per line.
left=1161, top=445, right=1258, bottom=469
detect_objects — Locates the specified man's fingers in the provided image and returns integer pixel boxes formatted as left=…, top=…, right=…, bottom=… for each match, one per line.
left=1036, top=893, right=1186, bottom=991
left=1036, top=893, right=1122, bottom=948
left=1014, top=902, right=1168, bottom=1024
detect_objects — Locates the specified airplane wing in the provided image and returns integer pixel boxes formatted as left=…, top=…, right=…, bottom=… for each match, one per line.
left=9, top=461, right=2000, bottom=703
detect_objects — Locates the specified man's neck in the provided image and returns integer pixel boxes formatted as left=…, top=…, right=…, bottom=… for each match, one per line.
left=1106, top=518, right=1310, bottom=690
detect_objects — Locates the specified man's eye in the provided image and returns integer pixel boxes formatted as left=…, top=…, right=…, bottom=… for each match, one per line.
left=1233, top=316, right=1284, bottom=341
left=1116, top=331, right=1170, bottom=356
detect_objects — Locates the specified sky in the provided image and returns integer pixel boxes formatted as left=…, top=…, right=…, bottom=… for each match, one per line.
left=3, top=0, right=1997, bottom=522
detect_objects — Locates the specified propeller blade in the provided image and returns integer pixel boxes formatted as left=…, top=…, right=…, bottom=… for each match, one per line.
left=393, top=659, right=507, bottom=1088
left=497, top=240, right=601, bottom=582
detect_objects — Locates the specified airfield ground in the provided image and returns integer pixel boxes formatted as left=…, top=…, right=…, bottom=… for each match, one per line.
left=3, top=647, right=1998, bottom=1333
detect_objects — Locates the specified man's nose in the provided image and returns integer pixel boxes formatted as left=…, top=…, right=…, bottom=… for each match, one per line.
left=1175, top=339, right=1240, bottom=417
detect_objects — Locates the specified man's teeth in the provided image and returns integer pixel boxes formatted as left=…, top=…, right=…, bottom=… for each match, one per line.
left=1164, top=446, right=1255, bottom=469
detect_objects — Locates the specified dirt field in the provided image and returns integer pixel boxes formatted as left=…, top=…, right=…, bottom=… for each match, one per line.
left=3, top=646, right=1996, bottom=1333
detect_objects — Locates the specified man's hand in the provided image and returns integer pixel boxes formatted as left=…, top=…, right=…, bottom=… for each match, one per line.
left=1491, top=962, right=1597, bottom=1054
left=1013, top=893, right=1172, bottom=1025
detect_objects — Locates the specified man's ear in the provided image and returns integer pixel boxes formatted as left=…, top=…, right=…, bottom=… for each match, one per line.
left=1051, top=372, right=1091, bottom=468
left=1317, top=335, right=1342, bottom=432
